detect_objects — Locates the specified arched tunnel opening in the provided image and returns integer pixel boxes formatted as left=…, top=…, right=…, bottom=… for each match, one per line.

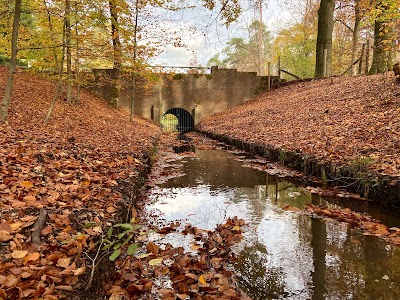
left=161, top=108, right=194, bottom=133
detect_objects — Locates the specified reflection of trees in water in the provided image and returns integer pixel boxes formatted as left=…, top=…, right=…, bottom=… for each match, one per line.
left=266, top=174, right=313, bottom=208
left=228, top=186, right=267, bottom=224
left=234, top=243, right=286, bottom=299
left=313, top=214, right=400, bottom=299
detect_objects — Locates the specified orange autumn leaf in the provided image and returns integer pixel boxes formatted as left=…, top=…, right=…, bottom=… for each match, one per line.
left=23, top=195, right=36, bottom=202
left=0, top=230, right=12, bottom=242
left=20, top=181, right=34, bottom=188
left=24, top=252, right=40, bottom=263
left=198, top=275, right=207, bottom=285
left=41, top=225, right=53, bottom=235
left=57, top=258, right=71, bottom=268
left=11, top=250, right=28, bottom=259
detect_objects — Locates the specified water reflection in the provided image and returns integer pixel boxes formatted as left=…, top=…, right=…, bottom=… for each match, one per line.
left=235, top=243, right=286, bottom=299
left=148, top=150, right=400, bottom=299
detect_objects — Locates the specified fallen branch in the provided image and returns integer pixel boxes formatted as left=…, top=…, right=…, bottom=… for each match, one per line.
left=341, top=56, right=362, bottom=76
left=32, top=208, right=47, bottom=245
left=280, top=69, right=302, bottom=80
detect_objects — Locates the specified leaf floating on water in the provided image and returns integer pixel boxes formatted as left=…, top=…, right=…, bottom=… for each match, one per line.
left=281, top=205, right=302, bottom=212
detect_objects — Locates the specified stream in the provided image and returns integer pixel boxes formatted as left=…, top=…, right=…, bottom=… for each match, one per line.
left=146, top=149, right=400, bottom=299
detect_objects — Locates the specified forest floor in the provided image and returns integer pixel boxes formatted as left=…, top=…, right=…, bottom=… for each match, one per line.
left=0, top=66, right=161, bottom=299
left=0, top=68, right=249, bottom=300
left=2, top=67, right=400, bottom=299
left=198, top=73, right=400, bottom=203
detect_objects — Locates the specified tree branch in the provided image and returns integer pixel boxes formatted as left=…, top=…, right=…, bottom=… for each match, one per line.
left=18, top=44, right=64, bottom=51
left=32, top=208, right=47, bottom=245
left=334, top=17, right=354, bottom=33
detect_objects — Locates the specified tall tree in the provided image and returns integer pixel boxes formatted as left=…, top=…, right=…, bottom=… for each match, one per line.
left=108, top=0, right=122, bottom=108
left=273, top=0, right=318, bottom=79
left=0, top=0, right=22, bottom=122
left=207, top=20, right=272, bottom=73
left=367, top=0, right=397, bottom=74
left=65, top=0, right=73, bottom=103
left=351, top=0, right=361, bottom=75
left=314, top=0, right=336, bottom=78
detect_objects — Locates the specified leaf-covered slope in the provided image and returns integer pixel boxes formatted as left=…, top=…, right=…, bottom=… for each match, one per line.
left=2, top=67, right=159, bottom=153
left=199, top=74, right=400, bottom=177
left=0, top=67, right=161, bottom=299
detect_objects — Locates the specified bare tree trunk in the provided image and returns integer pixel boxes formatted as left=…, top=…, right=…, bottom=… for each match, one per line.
left=0, top=0, right=22, bottom=122
left=369, top=20, right=390, bottom=74
left=351, top=0, right=361, bottom=76
left=109, top=0, right=122, bottom=108
left=369, top=1, right=395, bottom=74
left=314, top=0, right=336, bottom=78
left=258, top=0, right=263, bottom=75
left=130, top=0, right=139, bottom=122
left=65, top=0, right=73, bottom=103
left=45, top=23, right=66, bottom=123
left=74, top=1, right=80, bottom=103
left=43, top=0, right=60, bottom=72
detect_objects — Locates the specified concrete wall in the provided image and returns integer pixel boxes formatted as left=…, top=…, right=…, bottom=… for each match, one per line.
left=89, top=67, right=279, bottom=124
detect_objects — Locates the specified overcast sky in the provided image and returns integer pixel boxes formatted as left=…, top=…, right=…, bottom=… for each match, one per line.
left=152, top=0, right=291, bottom=67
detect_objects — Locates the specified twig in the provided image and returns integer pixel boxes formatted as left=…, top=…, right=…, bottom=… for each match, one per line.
left=18, top=44, right=63, bottom=51
left=85, top=237, right=105, bottom=290
left=32, top=208, right=47, bottom=245
left=334, top=17, right=353, bottom=32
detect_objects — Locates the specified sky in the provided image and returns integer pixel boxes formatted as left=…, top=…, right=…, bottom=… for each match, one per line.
left=152, top=0, right=292, bottom=67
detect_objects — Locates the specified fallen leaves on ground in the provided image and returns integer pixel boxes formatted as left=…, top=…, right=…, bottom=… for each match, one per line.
left=198, top=74, right=400, bottom=177
left=0, top=67, right=161, bottom=299
left=105, top=217, right=249, bottom=300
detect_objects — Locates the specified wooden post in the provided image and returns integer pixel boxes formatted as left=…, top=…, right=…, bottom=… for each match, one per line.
left=267, top=62, right=271, bottom=92
left=278, top=56, right=281, bottom=88
left=365, top=39, right=370, bottom=74
left=323, top=48, right=328, bottom=77
left=358, top=44, right=365, bottom=75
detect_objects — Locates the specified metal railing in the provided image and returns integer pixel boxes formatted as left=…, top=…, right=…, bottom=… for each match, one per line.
left=148, top=65, right=211, bottom=75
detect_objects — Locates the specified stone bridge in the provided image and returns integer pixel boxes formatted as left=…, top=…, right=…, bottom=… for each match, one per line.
left=89, top=66, right=280, bottom=131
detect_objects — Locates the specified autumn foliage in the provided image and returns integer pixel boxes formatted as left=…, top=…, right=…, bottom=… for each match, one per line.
left=0, top=66, right=161, bottom=299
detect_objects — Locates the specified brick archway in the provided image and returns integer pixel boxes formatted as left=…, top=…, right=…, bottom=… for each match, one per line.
left=163, top=108, right=194, bottom=132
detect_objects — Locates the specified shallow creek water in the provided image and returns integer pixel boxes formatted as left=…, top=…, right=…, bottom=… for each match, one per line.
left=147, top=149, right=400, bottom=299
